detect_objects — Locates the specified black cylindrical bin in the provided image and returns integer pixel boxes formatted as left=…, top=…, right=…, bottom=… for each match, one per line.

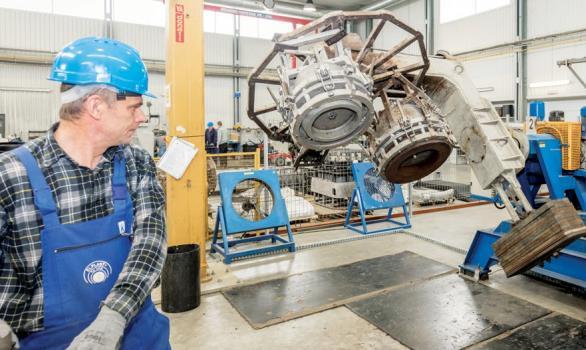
left=161, top=244, right=201, bottom=313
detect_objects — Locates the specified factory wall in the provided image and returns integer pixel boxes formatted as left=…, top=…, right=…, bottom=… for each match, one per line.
left=374, top=0, right=426, bottom=55
left=526, top=0, right=586, bottom=120
left=424, top=0, right=586, bottom=119
left=2, top=2, right=586, bottom=138
left=0, top=7, right=275, bottom=139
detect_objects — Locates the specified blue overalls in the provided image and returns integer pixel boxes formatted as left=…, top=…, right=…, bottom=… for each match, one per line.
left=12, top=147, right=170, bottom=350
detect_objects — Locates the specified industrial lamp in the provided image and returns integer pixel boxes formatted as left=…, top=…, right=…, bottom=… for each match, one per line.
left=304, top=0, right=316, bottom=12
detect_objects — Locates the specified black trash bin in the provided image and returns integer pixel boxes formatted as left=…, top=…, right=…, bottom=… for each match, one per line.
left=161, top=244, right=201, bottom=313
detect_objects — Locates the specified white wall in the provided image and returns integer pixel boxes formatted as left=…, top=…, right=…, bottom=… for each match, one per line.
left=0, top=7, right=278, bottom=138
left=427, top=0, right=586, bottom=112
left=435, top=1, right=515, bottom=54
left=462, top=54, right=516, bottom=102
left=527, top=0, right=586, bottom=38
left=536, top=99, right=586, bottom=122
left=375, top=0, right=426, bottom=55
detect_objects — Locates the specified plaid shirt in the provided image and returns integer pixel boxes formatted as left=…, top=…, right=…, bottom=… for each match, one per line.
left=0, top=124, right=167, bottom=333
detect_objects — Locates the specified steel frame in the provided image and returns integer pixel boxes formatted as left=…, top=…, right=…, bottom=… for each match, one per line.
left=247, top=10, right=429, bottom=144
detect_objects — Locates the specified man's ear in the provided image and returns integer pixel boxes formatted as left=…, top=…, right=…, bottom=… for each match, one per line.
left=84, top=95, right=106, bottom=120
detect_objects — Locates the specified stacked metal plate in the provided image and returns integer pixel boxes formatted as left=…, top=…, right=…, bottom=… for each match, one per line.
left=493, top=199, right=586, bottom=277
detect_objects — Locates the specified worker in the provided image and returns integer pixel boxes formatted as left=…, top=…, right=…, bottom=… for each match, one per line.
left=217, top=121, right=229, bottom=167
left=205, top=121, right=217, bottom=153
left=0, top=37, right=170, bottom=349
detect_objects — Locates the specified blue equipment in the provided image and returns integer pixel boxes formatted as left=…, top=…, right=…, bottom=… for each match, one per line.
left=49, top=37, right=155, bottom=97
left=211, top=169, right=295, bottom=264
left=344, top=162, right=411, bottom=235
left=460, top=134, right=586, bottom=290
left=529, top=101, right=546, bottom=121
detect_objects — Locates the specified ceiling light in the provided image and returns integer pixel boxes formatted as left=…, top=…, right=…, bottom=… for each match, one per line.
left=529, top=80, right=570, bottom=88
left=304, top=0, right=316, bottom=12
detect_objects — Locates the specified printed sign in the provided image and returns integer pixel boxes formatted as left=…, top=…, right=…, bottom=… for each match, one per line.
left=175, top=4, right=185, bottom=43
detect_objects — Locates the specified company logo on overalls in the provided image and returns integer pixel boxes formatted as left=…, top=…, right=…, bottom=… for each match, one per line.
left=83, top=260, right=113, bottom=284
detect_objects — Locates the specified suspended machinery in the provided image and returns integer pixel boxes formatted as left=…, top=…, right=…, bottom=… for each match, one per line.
left=247, top=10, right=586, bottom=277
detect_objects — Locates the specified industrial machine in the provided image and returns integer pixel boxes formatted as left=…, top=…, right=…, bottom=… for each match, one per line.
left=248, top=11, right=585, bottom=277
left=461, top=134, right=586, bottom=290
left=345, top=162, right=410, bottom=235
left=211, top=169, right=296, bottom=264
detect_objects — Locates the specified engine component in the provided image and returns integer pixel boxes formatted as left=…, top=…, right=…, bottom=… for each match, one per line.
left=249, top=10, right=534, bottom=222
left=366, top=75, right=455, bottom=183
left=248, top=11, right=440, bottom=173
left=288, top=50, right=374, bottom=150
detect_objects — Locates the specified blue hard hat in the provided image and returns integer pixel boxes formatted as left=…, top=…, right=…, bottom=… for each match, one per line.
left=49, top=37, right=155, bottom=98
left=207, top=122, right=214, bottom=127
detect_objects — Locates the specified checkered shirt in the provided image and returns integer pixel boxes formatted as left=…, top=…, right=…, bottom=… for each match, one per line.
left=0, top=125, right=167, bottom=333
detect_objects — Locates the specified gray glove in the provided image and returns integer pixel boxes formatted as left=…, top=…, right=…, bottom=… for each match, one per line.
left=67, top=306, right=126, bottom=350
left=0, top=319, right=19, bottom=350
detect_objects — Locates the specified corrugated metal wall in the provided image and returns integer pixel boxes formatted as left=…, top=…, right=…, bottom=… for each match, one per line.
left=0, top=7, right=275, bottom=137
left=2, top=3, right=586, bottom=137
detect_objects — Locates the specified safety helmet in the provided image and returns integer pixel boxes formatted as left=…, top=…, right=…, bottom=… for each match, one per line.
left=207, top=122, right=214, bottom=127
left=49, top=37, right=155, bottom=98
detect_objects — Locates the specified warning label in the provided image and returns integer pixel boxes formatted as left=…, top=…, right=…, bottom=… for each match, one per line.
left=175, top=4, right=184, bottom=43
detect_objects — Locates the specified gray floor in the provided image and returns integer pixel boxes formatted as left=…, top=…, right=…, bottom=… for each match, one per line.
left=162, top=204, right=586, bottom=349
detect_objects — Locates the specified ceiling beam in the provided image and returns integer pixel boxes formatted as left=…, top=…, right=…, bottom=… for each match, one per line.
left=205, top=0, right=325, bottom=19
left=360, top=0, right=417, bottom=11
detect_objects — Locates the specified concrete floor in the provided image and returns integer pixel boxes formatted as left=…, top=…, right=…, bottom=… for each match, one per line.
left=161, top=204, right=586, bottom=349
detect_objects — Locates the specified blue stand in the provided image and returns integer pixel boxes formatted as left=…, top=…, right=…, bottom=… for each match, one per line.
left=211, top=169, right=296, bottom=264
left=344, top=162, right=411, bottom=235
left=460, top=134, right=586, bottom=290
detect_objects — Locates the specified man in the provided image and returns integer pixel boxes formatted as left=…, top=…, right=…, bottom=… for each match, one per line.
left=217, top=121, right=229, bottom=154
left=0, top=37, right=170, bottom=349
left=216, top=121, right=229, bottom=166
left=204, top=122, right=217, bottom=154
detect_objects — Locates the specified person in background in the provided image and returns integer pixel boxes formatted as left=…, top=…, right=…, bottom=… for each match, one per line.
left=217, top=121, right=229, bottom=166
left=205, top=121, right=217, bottom=154
left=0, top=37, right=170, bottom=349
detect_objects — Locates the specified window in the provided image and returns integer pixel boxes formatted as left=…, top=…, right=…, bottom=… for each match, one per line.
left=0, top=0, right=52, bottom=14
left=0, top=0, right=104, bottom=19
left=215, top=12, right=235, bottom=35
left=0, top=0, right=167, bottom=25
left=204, top=10, right=215, bottom=33
left=440, top=0, right=510, bottom=24
left=476, top=0, right=510, bottom=13
left=203, top=10, right=235, bottom=35
left=113, top=0, right=165, bottom=27
left=239, top=15, right=293, bottom=39
left=258, top=18, right=293, bottom=40
left=239, top=15, right=258, bottom=37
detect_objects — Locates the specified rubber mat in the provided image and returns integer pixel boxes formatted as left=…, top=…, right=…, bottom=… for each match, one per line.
left=477, top=313, right=586, bottom=349
left=347, top=274, right=550, bottom=350
left=222, top=251, right=454, bottom=328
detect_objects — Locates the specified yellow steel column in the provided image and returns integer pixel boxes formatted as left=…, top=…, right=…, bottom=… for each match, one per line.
left=165, top=0, right=207, bottom=276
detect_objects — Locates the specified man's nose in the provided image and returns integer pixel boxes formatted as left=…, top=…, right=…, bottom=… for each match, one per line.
left=136, top=109, right=147, bottom=123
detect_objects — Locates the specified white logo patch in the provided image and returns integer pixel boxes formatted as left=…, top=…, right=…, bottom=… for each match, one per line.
left=83, top=260, right=112, bottom=284
left=118, top=221, right=126, bottom=234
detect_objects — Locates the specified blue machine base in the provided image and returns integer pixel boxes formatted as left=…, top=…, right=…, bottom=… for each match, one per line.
left=344, top=190, right=411, bottom=235
left=459, top=220, right=586, bottom=290
left=211, top=208, right=296, bottom=264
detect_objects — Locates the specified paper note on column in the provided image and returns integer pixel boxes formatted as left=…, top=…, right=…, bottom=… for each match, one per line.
left=157, top=136, right=198, bottom=179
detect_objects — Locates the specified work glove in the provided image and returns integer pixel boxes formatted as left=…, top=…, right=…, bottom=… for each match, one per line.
left=67, top=306, right=126, bottom=350
left=0, top=319, right=19, bottom=349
